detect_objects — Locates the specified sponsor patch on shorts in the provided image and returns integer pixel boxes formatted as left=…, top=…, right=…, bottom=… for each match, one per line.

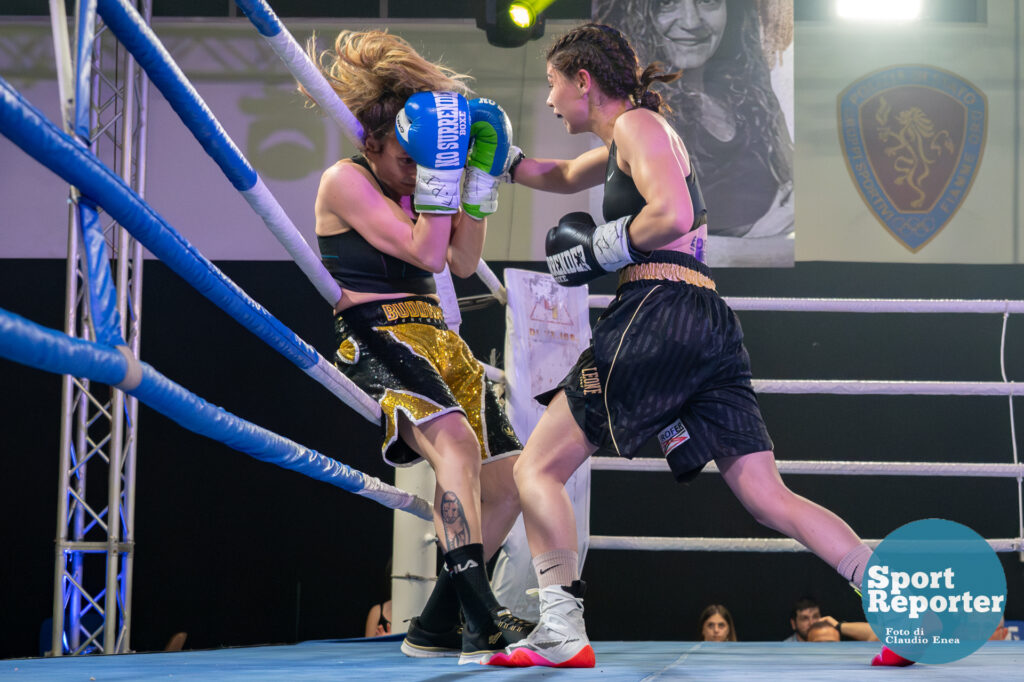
left=658, top=418, right=690, bottom=455
left=579, top=366, right=602, bottom=395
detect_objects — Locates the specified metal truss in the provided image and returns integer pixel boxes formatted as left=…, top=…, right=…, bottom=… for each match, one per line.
left=49, top=0, right=151, bottom=656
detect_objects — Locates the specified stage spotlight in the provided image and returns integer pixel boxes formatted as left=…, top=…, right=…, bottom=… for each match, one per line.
left=476, top=0, right=550, bottom=48
left=509, top=3, right=535, bottom=28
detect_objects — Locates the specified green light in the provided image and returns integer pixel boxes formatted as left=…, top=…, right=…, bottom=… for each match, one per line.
left=509, top=3, right=534, bottom=29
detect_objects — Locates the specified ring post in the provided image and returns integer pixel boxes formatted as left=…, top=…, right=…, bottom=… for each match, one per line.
left=392, top=462, right=437, bottom=631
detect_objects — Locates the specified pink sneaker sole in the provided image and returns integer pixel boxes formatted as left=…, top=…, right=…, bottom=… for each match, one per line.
left=486, top=644, right=596, bottom=668
left=871, top=645, right=915, bottom=667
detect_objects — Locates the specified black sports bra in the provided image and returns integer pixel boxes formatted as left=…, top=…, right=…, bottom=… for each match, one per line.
left=602, top=141, right=708, bottom=230
left=317, top=156, right=437, bottom=296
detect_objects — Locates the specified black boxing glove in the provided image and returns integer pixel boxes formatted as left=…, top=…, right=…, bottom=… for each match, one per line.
left=545, top=212, right=638, bottom=286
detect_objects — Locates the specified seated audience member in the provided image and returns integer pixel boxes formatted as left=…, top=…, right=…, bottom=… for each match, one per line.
left=164, top=631, right=188, bottom=651
left=364, top=559, right=393, bottom=638
left=815, top=615, right=878, bottom=641
left=806, top=621, right=840, bottom=642
left=699, top=604, right=737, bottom=642
left=990, top=618, right=1012, bottom=641
left=365, top=599, right=392, bottom=638
left=784, top=596, right=822, bottom=642
left=785, top=596, right=878, bottom=642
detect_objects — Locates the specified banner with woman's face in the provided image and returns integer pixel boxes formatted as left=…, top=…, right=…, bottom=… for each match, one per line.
left=594, top=0, right=795, bottom=266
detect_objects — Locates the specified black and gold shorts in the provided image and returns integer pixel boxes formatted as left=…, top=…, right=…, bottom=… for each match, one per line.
left=333, top=296, right=521, bottom=467
left=538, top=251, right=773, bottom=481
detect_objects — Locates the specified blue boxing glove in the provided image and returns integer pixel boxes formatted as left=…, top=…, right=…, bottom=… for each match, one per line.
left=462, top=98, right=514, bottom=219
left=545, top=212, right=638, bottom=286
left=395, top=91, right=471, bottom=214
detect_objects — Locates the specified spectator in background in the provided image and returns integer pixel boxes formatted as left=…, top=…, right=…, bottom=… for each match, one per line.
left=699, top=604, right=737, bottom=641
left=784, top=596, right=821, bottom=642
left=364, top=600, right=392, bottom=638
left=815, top=614, right=878, bottom=641
left=990, top=617, right=1012, bottom=641
left=806, top=620, right=840, bottom=642
left=785, top=596, right=878, bottom=642
left=364, top=559, right=393, bottom=637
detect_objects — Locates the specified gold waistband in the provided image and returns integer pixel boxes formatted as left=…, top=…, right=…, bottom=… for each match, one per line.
left=380, top=299, right=445, bottom=323
left=618, top=262, right=716, bottom=291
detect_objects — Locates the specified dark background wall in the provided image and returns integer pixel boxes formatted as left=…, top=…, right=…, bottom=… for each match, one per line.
left=3, top=258, right=1023, bottom=659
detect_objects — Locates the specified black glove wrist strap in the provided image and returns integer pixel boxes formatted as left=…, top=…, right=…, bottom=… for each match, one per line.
left=508, top=149, right=525, bottom=183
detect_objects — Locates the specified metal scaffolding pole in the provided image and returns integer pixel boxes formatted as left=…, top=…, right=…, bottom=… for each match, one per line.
left=49, top=0, right=150, bottom=656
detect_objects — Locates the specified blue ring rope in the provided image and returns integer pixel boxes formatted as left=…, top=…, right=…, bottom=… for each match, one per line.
left=78, top=197, right=125, bottom=347
left=0, top=18, right=428, bottom=516
left=0, top=307, right=368, bottom=493
left=75, top=0, right=125, bottom=348
left=95, top=0, right=344, bottom=309
left=96, top=0, right=258, bottom=192
left=0, top=73, right=319, bottom=371
left=233, top=0, right=282, bottom=37
left=74, top=0, right=97, bottom=142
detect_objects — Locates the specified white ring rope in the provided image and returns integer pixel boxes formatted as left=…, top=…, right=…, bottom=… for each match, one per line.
left=475, top=260, right=508, bottom=305
left=246, top=14, right=365, bottom=151
left=589, top=295, right=1024, bottom=313
left=591, top=457, right=1024, bottom=478
left=589, top=536, right=1024, bottom=553
left=582, top=294, right=1024, bottom=555
left=95, top=0, right=342, bottom=307
left=753, top=379, right=1017, bottom=395
left=5, top=3, right=432, bottom=518
left=711, top=297, right=1024, bottom=313
left=234, top=0, right=509, bottom=305
left=93, top=0, right=506, bottom=515
left=1000, top=312, right=1024, bottom=549
left=481, top=362, right=505, bottom=384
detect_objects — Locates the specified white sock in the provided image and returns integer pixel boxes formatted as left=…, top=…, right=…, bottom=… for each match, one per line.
left=532, top=549, right=579, bottom=590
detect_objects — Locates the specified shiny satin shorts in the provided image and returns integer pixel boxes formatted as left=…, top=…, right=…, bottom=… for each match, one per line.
left=333, top=296, right=521, bottom=467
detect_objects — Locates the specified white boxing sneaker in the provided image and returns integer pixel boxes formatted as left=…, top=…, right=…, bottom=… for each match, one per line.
left=484, top=580, right=596, bottom=668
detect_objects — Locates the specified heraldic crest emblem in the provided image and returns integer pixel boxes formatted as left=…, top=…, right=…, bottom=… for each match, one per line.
left=838, top=65, right=987, bottom=252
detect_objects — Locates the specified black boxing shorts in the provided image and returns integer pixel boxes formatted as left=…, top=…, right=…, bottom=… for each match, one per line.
left=333, top=296, right=521, bottom=467
left=537, top=251, right=773, bottom=481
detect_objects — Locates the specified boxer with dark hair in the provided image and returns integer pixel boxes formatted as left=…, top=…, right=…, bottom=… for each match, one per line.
left=487, top=22, right=881, bottom=668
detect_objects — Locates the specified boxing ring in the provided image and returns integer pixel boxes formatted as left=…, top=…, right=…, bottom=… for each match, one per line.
left=2, top=639, right=1021, bottom=680
left=1, top=0, right=1022, bottom=677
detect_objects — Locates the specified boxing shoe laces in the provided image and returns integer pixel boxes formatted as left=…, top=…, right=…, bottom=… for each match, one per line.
left=456, top=607, right=535, bottom=665
left=485, top=580, right=596, bottom=668
left=494, top=608, right=535, bottom=642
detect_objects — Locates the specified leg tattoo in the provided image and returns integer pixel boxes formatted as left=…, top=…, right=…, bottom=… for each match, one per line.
left=440, top=491, right=470, bottom=549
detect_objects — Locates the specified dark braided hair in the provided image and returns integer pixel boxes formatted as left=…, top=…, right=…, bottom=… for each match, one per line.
left=546, top=23, right=680, bottom=113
